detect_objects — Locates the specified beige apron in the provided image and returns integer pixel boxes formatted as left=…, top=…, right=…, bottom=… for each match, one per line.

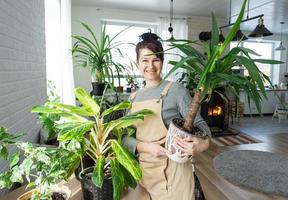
left=123, top=82, right=195, bottom=200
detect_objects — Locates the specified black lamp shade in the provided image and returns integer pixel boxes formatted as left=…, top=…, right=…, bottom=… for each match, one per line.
left=199, top=32, right=211, bottom=41
left=248, top=17, right=273, bottom=37
left=232, top=30, right=248, bottom=41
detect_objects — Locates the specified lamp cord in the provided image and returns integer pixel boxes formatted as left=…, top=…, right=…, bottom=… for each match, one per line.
left=246, top=0, right=250, bottom=19
left=229, top=0, right=231, bottom=24
left=170, top=0, right=173, bottom=27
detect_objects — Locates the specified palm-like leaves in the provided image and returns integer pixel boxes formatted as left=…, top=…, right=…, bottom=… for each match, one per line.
left=32, top=88, right=153, bottom=200
left=72, top=22, right=128, bottom=86
left=165, top=0, right=284, bottom=132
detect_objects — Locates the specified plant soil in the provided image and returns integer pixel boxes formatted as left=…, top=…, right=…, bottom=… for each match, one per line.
left=51, top=192, right=66, bottom=200
left=27, top=192, right=66, bottom=200
left=173, top=118, right=207, bottom=138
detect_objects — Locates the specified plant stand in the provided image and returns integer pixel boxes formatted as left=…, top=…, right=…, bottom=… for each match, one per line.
left=272, top=103, right=288, bottom=123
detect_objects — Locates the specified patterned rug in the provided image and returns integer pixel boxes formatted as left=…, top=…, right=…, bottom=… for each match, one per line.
left=211, top=134, right=262, bottom=147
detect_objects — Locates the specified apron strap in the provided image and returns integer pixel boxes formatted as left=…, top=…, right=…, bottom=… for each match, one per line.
left=160, top=81, right=173, bottom=97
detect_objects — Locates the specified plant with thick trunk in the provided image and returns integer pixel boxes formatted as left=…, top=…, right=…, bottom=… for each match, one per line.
left=166, top=0, right=283, bottom=133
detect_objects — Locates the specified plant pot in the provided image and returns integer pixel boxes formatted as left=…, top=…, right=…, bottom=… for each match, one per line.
left=116, top=86, right=123, bottom=93
left=165, top=118, right=205, bottom=163
left=75, top=156, right=95, bottom=181
left=91, top=82, right=106, bottom=96
left=126, top=87, right=131, bottom=93
left=79, top=167, right=113, bottom=200
left=17, top=185, right=71, bottom=200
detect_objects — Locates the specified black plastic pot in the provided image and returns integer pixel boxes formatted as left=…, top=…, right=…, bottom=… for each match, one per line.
left=75, top=156, right=95, bottom=181
left=79, top=167, right=113, bottom=200
left=91, top=82, right=106, bottom=96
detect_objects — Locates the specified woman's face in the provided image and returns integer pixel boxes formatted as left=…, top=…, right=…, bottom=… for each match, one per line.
left=137, top=48, right=163, bottom=83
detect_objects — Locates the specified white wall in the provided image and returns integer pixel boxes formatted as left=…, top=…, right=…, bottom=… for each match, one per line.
left=0, top=0, right=46, bottom=194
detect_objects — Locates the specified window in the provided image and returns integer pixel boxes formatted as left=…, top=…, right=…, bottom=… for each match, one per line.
left=103, top=21, right=157, bottom=88
left=230, top=40, right=280, bottom=86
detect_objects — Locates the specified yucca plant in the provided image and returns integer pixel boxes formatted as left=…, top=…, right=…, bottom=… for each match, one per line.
left=165, top=0, right=283, bottom=133
left=72, top=22, right=129, bottom=94
left=32, top=88, right=153, bottom=200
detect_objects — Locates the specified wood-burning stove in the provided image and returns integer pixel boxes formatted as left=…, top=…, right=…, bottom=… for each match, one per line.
left=200, top=87, right=229, bottom=135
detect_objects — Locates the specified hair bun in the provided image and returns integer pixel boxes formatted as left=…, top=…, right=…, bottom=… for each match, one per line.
left=139, top=32, right=160, bottom=42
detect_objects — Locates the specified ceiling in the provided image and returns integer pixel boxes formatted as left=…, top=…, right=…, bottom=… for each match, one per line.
left=71, top=0, right=288, bottom=34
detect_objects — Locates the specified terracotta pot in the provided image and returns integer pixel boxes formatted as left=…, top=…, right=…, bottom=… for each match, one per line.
left=116, top=86, right=124, bottom=93
left=17, top=185, right=71, bottom=200
left=165, top=118, right=204, bottom=163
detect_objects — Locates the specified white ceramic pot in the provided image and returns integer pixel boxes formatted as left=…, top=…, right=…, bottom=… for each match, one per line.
left=17, top=185, right=71, bottom=200
left=165, top=118, right=193, bottom=163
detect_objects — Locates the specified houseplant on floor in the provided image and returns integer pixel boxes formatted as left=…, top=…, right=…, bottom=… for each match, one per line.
left=164, top=0, right=283, bottom=162
left=0, top=127, right=77, bottom=200
left=72, top=22, right=128, bottom=96
left=32, top=87, right=153, bottom=200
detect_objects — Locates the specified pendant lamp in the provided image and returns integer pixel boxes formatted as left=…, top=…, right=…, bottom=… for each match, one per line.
left=275, top=22, right=286, bottom=51
left=232, top=30, right=248, bottom=41
left=248, top=17, right=273, bottom=37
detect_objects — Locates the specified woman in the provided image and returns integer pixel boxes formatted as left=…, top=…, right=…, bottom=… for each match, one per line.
left=123, top=32, right=211, bottom=200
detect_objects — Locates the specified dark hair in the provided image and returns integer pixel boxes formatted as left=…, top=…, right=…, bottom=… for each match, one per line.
left=136, top=32, right=164, bottom=62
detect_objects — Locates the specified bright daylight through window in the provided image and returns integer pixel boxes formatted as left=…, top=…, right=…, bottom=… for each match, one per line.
left=230, top=41, right=279, bottom=86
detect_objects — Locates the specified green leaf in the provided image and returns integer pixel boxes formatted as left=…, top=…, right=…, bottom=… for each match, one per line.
left=26, top=182, right=36, bottom=189
left=235, top=56, right=265, bottom=93
left=10, top=166, right=23, bottom=183
left=110, top=158, right=125, bottom=200
left=0, top=146, right=8, bottom=160
left=164, top=56, right=200, bottom=79
left=219, top=0, right=247, bottom=54
left=91, top=155, right=105, bottom=187
left=47, top=102, right=95, bottom=116
left=0, top=172, right=13, bottom=189
left=211, top=12, right=219, bottom=49
left=101, top=101, right=131, bottom=118
left=119, top=164, right=137, bottom=189
left=104, top=109, right=153, bottom=135
left=8, top=152, right=20, bottom=168
left=252, top=59, right=284, bottom=64
left=57, top=121, right=95, bottom=141
left=74, top=88, right=100, bottom=115
left=21, top=158, right=33, bottom=176
left=31, top=105, right=68, bottom=114
left=110, top=140, right=142, bottom=181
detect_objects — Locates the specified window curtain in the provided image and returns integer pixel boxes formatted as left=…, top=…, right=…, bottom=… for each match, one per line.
left=158, top=17, right=188, bottom=81
left=45, top=0, right=75, bottom=105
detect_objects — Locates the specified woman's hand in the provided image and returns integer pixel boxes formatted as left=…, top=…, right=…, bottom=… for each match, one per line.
left=137, top=138, right=171, bottom=157
left=174, top=135, right=210, bottom=157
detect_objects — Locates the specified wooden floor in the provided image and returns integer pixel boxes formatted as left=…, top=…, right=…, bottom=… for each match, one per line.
left=195, top=123, right=288, bottom=200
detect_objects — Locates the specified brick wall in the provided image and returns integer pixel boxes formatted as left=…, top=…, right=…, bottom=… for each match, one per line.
left=0, top=0, right=46, bottom=177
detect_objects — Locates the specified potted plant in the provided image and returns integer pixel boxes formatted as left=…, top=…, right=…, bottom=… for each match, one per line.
left=0, top=127, right=76, bottom=200
left=72, top=22, right=128, bottom=96
left=31, top=88, right=153, bottom=200
left=38, top=80, right=61, bottom=145
left=164, top=0, right=283, bottom=162
left=125, top=75, right=139, bottom=93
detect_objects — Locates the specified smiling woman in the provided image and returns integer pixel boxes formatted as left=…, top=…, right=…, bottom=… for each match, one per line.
left=122, top=32, right=211, bottom=200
